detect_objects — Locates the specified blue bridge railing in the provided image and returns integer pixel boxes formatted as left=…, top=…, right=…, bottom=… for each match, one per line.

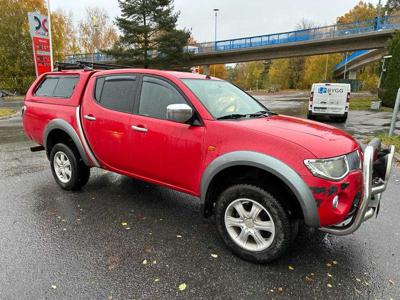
left=64, top=15, right=400, bottom=64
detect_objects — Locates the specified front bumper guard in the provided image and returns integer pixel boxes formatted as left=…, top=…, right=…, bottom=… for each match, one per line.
left=320, top=138, right=395, bottom=236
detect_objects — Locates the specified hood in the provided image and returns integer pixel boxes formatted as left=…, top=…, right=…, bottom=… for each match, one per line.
left=232, top=115, right=359, bottom=158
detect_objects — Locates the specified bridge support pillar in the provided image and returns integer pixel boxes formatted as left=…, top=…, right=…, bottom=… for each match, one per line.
left=349, top=70, right=357, bottom=80
left=202, top=65, right=210, bottom=75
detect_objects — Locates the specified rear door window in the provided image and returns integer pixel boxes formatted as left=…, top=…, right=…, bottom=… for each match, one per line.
left=94, top=75, right=137, bottom=113
left=35, top=76, right=79, bottom=98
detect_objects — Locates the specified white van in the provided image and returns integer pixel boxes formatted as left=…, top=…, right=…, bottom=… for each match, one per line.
left=307, top=83, right=350, bottom=122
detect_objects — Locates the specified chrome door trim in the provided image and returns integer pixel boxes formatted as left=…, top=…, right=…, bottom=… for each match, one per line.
left=76, top=106, right=100, bottom=167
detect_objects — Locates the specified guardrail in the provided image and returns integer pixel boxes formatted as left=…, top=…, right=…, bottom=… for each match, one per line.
left=64, top=15, right=400, bottom=64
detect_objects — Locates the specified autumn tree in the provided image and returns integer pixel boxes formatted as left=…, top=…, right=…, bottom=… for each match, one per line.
left=199, top=65, right=227, bottom=79
left=51, top=10, right=79, bottom=62
left=301, top=54, right=342, bottom=89
left=358, top=63, right=379, bottom=92
left=79, top=7, right=118, bottom=54
left=230, top=62, right=266, bottom=90
left=110, top=0, right=190, bottom=68
left=0, top=0, right=46, bottom=93
left=337, top=1, right=377, bottom=23
left=266, top=59, right=291, bottom=90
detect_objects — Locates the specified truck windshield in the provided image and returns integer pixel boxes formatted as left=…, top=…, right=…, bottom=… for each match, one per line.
left=182, top=79, right=269, bottom=120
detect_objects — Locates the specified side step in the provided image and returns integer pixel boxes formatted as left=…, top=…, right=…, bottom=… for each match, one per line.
left=30, top=145, right=45, bottom=152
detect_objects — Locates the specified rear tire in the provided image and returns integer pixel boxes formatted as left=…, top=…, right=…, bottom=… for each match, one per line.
left=215, top=184, right=293, bottom=263
left=335, top=112, right=348, bottom=123
left=50, top=143, right=90, bottom=190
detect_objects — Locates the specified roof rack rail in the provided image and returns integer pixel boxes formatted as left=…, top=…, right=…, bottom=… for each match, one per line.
left=54, top=60, right=134, bottom=71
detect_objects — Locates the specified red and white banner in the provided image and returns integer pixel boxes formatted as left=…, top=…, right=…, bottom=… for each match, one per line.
left=28, top=12, right=52, bottom=76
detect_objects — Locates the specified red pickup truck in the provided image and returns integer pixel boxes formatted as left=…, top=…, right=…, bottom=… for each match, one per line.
left=22, top=66, right=395, bottom=263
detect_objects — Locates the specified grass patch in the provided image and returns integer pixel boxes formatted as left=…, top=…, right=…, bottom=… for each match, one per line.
left=366, top=134, right=400, bottom=154
left=0, top=108, right=17, bottom=118
left=350, top=97, right=392, bottom=112
left=2, top=95, right=24, bottom=101
left=378, top=134, right=400, bottom=152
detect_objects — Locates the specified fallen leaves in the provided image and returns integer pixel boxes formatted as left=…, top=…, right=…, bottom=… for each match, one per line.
left=178, top=283, right=187, bottom=291
left=305, top=275, right=314, bottom=284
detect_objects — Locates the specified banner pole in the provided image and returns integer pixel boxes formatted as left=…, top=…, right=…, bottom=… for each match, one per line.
left=47, top=0, right=54, bottom=70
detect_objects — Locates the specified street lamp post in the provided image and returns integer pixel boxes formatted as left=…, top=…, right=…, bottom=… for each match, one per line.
left=213, top=8, right=219, bottom=50
left=378, top=55, right=392, bottom=90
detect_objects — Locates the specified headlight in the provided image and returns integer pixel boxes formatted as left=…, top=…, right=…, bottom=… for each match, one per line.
left=304, top=155, right=349, bottom=181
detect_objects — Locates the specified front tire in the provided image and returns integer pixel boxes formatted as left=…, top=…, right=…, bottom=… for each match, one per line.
left=50, top=143, right=90, bottom=190
left=215, top=184, right=293, bottom=263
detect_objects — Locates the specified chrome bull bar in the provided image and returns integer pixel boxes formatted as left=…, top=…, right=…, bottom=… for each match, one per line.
left=320, top=138, right=395, bottom=235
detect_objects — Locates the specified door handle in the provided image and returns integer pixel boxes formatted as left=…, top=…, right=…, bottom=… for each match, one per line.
left=131, top=125, right=148, bottom=132
left=84, top=114, right=96, bottom=121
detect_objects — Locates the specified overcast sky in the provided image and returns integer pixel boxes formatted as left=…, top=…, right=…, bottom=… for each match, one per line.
left=53, top=0, right=381, bottom=42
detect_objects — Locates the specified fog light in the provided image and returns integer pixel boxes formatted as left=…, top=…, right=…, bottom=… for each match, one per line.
left=332, top=195, right=339, bottom=208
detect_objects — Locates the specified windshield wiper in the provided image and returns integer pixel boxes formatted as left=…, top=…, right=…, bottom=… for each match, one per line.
left=216, top=114, right=248, bottom=120
left=249, top=110, right=269, bottom=117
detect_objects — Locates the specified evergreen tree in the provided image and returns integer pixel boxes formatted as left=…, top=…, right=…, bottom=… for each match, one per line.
left=110, top=0, right=190, bottom=68
left=382, top=32, right=400, bottom=107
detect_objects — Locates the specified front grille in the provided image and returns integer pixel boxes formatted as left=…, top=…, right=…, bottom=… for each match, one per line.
left=347, top=151, right=361, bottom=171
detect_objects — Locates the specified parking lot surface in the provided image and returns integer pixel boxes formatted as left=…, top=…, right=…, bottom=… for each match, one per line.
left=0, top=107, right=399, bottom=299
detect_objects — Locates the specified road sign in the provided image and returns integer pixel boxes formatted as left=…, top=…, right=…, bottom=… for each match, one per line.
left=28, top=12, right=52, bottom=76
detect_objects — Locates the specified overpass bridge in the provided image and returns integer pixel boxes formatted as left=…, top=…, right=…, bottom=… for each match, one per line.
left=333, top=49, right=387, bottom=78
left=64, top=16, right=400, bottom=67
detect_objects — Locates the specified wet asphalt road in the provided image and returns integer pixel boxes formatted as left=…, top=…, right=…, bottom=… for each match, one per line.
left=0, top=102, right=399, bottom=299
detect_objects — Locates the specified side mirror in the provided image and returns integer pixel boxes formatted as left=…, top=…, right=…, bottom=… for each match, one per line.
left=166, top=104, right=193, bottom=123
